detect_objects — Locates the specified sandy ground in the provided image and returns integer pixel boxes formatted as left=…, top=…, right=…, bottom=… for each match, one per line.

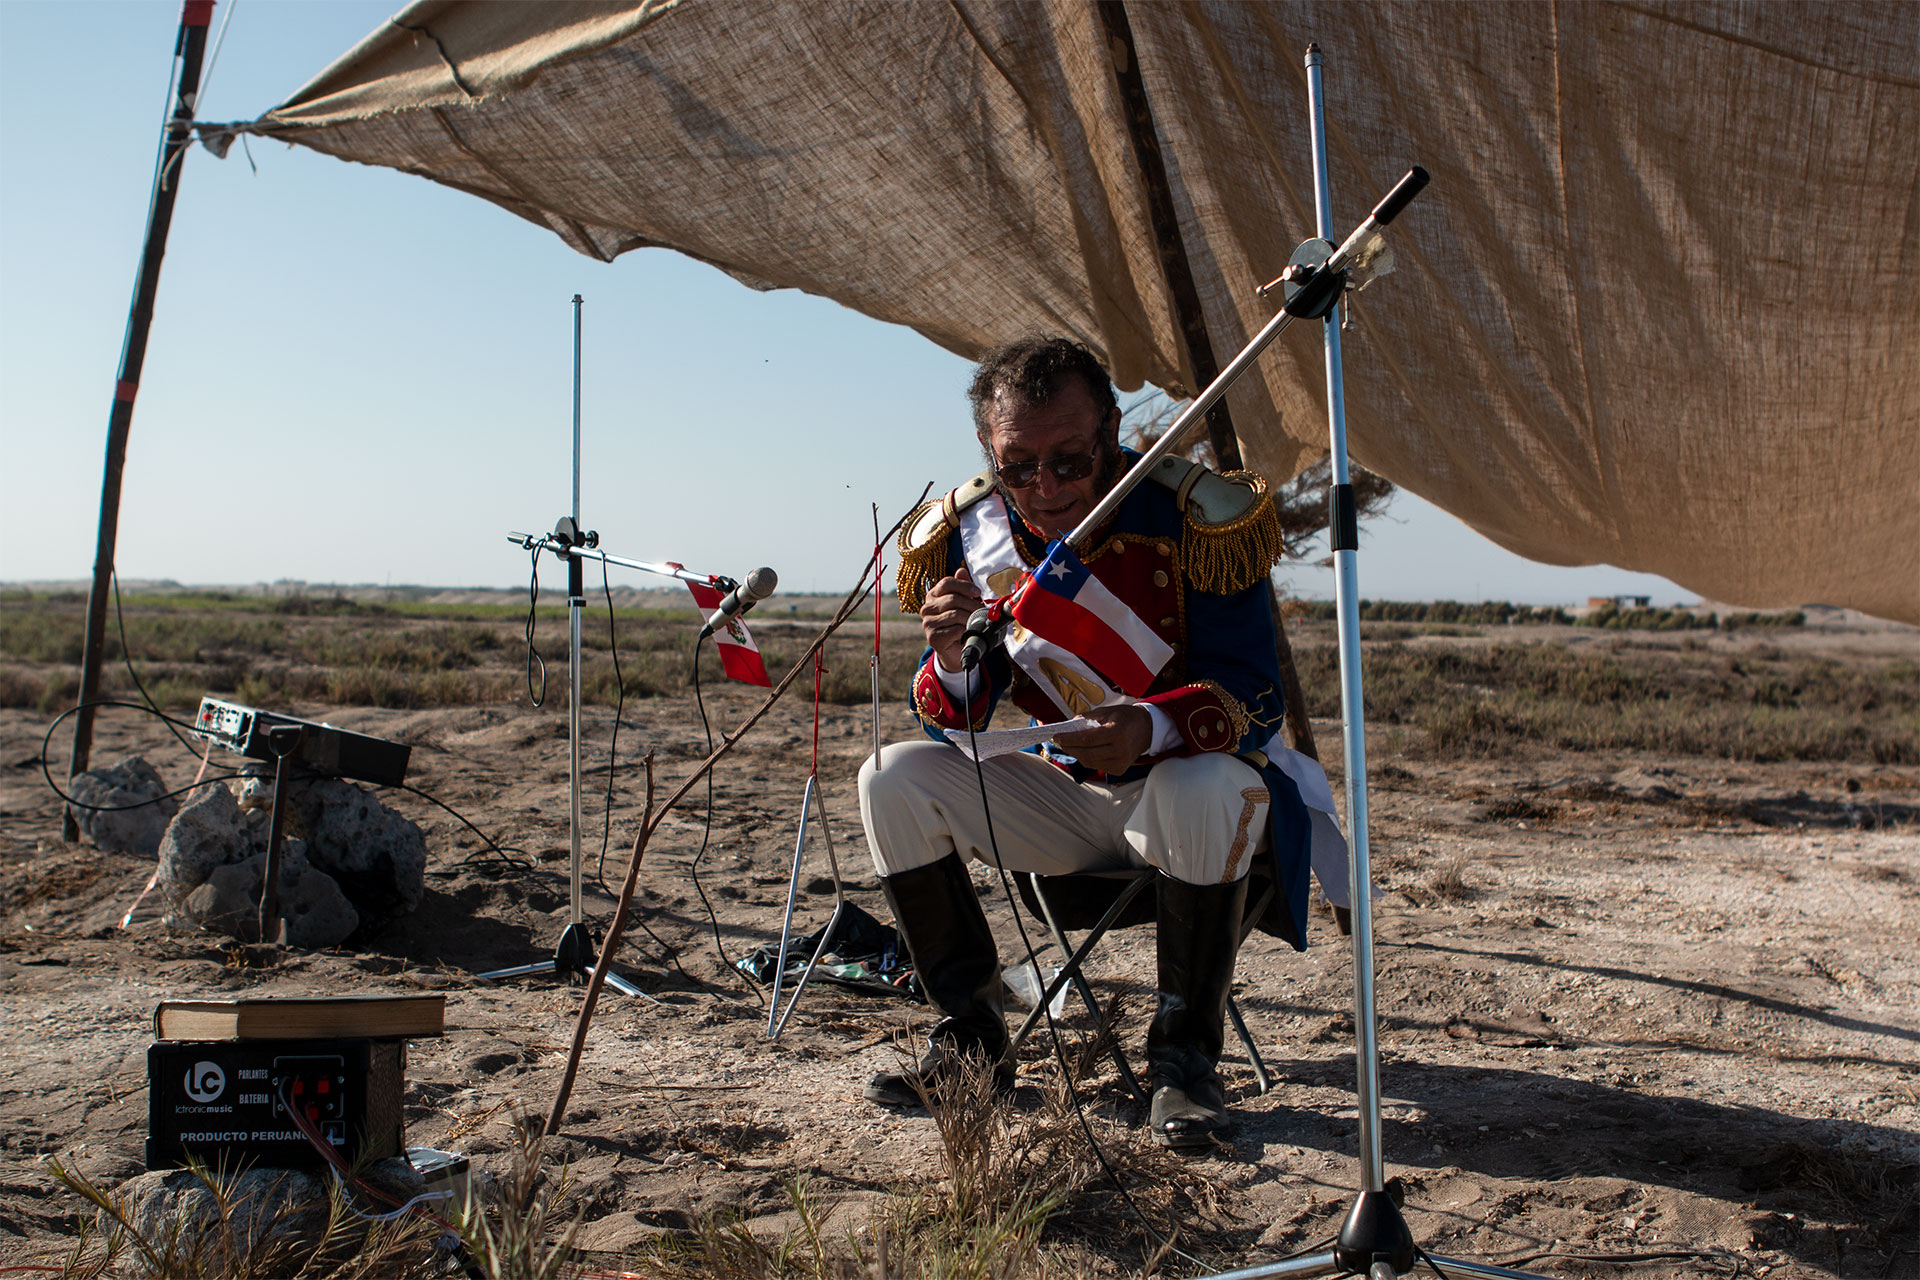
left=1, top=630, right=1916, bottom=1277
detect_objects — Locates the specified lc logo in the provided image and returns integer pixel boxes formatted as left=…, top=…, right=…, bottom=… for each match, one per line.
left=184, top=1061, right=226, bottom=1103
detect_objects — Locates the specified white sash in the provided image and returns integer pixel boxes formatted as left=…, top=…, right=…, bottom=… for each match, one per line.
left=957, top=495, right=1133, bottom=719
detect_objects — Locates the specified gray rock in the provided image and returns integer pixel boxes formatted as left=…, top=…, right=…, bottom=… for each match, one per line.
left=67, top=756, right=175, bottom=858
left=158, top=784, right=250, bottom=899
left=182, top=861, right=260, bottom=936
left=126, top=1166, right=331, bottom=1271
left=281, top=864, right=359, bottom=949
left=120, top=1158, right=426, bottom=1271
left=292, top=779, right=427, bottom=913
left=179, top=842, right=357, bottom=948
left=158, top=775, right=418, bottom=945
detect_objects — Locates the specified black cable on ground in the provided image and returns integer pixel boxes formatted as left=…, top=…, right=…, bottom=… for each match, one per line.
left=387, top=779, right=534, bottom=873
left=1417, top=1243, right=1454, bottom=1279
left=959, top=670, right=1208, bottom=1273
left=593, top=558, right=627, bottom=897
left=687, top=635, right=765, bottom=1006
left=584, top=566, right=710, bottom=996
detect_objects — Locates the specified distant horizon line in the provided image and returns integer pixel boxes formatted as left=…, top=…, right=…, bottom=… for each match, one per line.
left=5, top=577, right=1800, bottom=613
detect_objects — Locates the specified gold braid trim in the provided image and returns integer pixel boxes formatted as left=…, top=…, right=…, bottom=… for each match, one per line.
left=1184, top=472, right=1285, bottom=596
left=1194, top=678, right=1252, bottom=743
left=895, top=500, right=946, bottom=614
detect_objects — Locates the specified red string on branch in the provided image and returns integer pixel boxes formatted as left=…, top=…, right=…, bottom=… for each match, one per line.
left=872, top=540, right=884, bottom=654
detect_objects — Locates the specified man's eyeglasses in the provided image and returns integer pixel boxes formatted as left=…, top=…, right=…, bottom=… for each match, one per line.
left=993, top=447, right=1101, bottom=489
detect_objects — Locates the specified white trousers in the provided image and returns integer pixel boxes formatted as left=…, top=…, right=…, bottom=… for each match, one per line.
left=858, top=741, right=1269, bottom=886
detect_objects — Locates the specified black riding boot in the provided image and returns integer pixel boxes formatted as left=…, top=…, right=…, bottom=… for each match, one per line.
left=865, top=853, right=1011, bottom=1107
left=1146, top=871, right=1248, bottom=1149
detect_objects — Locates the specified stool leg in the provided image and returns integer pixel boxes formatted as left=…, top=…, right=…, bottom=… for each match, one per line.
left=1007, top=874, right=1151, bottom=1106
left=1227, top=995, right=1272, bottom=1094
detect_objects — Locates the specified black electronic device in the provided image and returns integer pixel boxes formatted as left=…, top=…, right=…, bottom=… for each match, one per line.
left=191, top=697, right=410, bottom=786
left=146, top=1037, right=405, bottom=1170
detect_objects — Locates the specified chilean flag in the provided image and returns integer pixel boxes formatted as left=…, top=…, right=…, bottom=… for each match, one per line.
left=1010, top=541, right=1173, bottom=696
left=685, top=580, right=772, bottom=686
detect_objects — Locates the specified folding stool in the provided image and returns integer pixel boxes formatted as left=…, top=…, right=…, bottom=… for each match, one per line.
left=1004, top=866, right=1276, bottom=1104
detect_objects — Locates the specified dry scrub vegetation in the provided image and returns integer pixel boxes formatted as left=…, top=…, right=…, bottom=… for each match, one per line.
left=0, top=589, right=919, bottom=715
left=5, top=590, right=1912, bottom=768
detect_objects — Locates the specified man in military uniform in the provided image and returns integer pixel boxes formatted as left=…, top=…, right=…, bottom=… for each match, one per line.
left=858, top=336, right=1312, bottom=1149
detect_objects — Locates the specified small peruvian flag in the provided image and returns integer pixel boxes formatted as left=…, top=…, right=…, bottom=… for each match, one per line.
left=1010, top=541, right=1173, bottom=697
left=685, top=581, right=772, bottom=686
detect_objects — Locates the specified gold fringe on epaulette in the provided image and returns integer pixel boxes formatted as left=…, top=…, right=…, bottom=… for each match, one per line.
left=1185, top=472, right=1286, bottom=595
left=895, top=501, right=946, bottom=613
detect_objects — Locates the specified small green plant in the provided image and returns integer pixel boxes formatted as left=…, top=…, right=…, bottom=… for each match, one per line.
left=454, top=1118, right=580, bottom=1280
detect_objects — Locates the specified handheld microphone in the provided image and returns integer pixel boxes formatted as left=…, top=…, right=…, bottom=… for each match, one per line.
left=959, top=605, right=1004, bottom=671
left=699, top=566, right=778, bottom=638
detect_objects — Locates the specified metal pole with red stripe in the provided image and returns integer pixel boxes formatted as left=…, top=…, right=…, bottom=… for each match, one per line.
left=65, top=0, right=215, bottom=838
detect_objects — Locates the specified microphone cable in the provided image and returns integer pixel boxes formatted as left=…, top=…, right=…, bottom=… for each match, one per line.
left=590, top=560, right=707, bottom=994
left=593, top=555, right=628, bottom=894
left=40, top=701, right=245, bottom=814
left=686, top=629, right=767, bottom=1006
left=958, top=665, right=1208, bottom=1272
left=523, top=537, right=549, bottom=707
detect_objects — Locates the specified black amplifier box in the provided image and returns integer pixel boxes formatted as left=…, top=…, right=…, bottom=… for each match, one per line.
left=147, top=1038, right=404, bottom=1170
left=191, top=697, right=411, bottom=787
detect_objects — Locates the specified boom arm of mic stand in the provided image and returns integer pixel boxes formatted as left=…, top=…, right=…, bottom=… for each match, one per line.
left=1060, top=305, right=1298, bottom=554
left=1059, top=166, right=1429, bottom=558
left=507, top=532, right=736, bottom=592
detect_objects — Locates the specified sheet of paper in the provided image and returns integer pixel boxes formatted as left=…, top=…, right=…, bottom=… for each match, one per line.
left=943, top=716, right=1096, bottom=761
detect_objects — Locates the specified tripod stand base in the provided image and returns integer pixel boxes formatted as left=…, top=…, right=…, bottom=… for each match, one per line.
left=1211, top=1251, right=1545, bottom=1280
left=1208, top=1186, right=1547, bottom=1280
left=477, top=921, right=659, bottom=1003
left=1337, top=1189, right=1416, bottom=1276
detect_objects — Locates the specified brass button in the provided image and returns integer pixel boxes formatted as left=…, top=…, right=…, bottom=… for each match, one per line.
left=1160, top=616, right=1175, bottom=627
left=1156, top=541, right=1172, bottom=556
left=1153, top=570, right=1169, bottom=588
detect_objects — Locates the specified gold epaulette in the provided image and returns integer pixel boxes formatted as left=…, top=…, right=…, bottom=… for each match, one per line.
left=1146, top=456, right=1285, bottom=595
left=895, top=470, right=994, bottom=613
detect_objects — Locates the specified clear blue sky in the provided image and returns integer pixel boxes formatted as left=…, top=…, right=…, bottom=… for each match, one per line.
left=0, top=0, right=1691, bottom=604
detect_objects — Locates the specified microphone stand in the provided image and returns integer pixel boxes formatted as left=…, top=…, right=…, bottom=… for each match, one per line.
left=1205, top=46, right=1545, bottom=1280
left=479, top=296, right=656, bottom=999
left=481, top=517, right=753, bottom=1000
left=478, top=296, right=767, bottom=1003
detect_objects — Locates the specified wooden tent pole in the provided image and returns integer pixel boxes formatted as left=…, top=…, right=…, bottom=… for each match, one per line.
left=64, top=0, right=216, bottom=840
left=1097, top=0, right=1319, bottom=761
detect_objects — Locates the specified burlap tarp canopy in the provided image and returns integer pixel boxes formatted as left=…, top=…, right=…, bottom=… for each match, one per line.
left=249, top=1, right=1920, bottom=622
